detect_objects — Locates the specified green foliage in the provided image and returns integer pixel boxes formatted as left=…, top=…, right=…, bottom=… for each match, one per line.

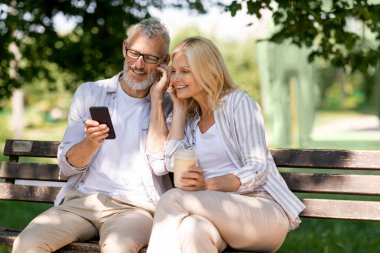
left=222, top=0, right=380, bottom=74
left=1, top=0, right=379, bottom=113
left=0, top=0, right=206, bottom=100
left=170, top=26, right=204, bottom=51
left=218, top=38, right=261, bottom=103
left=316, top=65, right=372, bottom=110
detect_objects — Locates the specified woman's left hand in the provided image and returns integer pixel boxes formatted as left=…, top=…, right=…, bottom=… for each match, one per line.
left=180, top=168, right=241, bottom=192
left=180, top=166, right=206, bottom=191
left=205, top=173, right=241, bottom=192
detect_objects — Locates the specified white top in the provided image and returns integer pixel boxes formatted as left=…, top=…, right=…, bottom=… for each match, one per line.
left=78, top=83, right=152, bottom=203
left=195, top=124, right=237, bottom=179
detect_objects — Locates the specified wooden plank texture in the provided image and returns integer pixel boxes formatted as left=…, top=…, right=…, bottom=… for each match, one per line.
left=0, top=184, right=60, bottom=202
left=300, top=199, right=380, bottom=221
left=57, top=241, right=100, bottom=253
left=0, top=162, right=67, bottom=181
left=0, top=228, right=254, bottom=253
left=3, top=140, right=60, bottom=158
left=4, top=140, right=380, bottom=170
left=0, top=227, right=18, bottom=248
left=271, top=149, right=380, bottom=170
left=2, top=140, right=380, bottom=252
left=282, top=173, right=380, bottom=195
left=0, top=227, right=101, bottom=253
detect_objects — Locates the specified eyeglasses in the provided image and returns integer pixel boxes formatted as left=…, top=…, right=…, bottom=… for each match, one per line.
left=125, top=48, right=161, bottom=64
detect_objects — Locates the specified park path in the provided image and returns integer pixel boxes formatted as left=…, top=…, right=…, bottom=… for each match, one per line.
left=310, top=112, right=380, bottom=149
left=313, top=113, right=380, bottom=137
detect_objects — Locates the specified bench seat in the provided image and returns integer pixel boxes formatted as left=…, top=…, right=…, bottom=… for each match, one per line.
left=1, top=139, right=380, bottom=252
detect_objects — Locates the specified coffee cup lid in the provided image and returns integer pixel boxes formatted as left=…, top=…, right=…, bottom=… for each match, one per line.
left=174, top=149, right=196, bottom=159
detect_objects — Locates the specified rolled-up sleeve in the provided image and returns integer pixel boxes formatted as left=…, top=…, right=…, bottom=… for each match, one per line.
left=226, top=93, right=269, bottom=193
left=57, top=84, right=90, bottom=177
left=163, top=139, right=188, bottom=172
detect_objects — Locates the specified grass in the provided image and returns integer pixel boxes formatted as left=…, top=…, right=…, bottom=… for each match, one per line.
left=0, top=201, right=52, bottom=228
left=280, top=218, right=380, bottom=252
left=0, top=201, right=53, bottom=253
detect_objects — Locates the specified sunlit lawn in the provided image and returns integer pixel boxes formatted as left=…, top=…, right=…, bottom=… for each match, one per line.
left=1, top=109, right=379, bottom=253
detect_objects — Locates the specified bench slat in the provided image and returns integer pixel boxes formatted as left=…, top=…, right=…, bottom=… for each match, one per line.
left=3, top=140, right=60, bottom=158
left=0, top=162, right=67, bottom=181
left=2, top=140, right=380, bottom=252
left=0, top=184, right=59, bottom=202
left=282, top=173, right=380, bottom=195
left=300, top=199, right=380, bottom=221
left=5, top=140, right=380, bottom=170
left=57, top=241, right=100, bottom=253
left=0, top=227, right=100, bottom=253
left=0, top=227, right=17, bottom=248
left=3, top=163, right=380, bottom=196
left=272, top=149, right=380, bottom=170
left=0, top=227, right=253, bottom=253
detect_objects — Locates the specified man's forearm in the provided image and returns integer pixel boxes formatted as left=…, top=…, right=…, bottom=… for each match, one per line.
left=66, top=138, right=100, bottom=169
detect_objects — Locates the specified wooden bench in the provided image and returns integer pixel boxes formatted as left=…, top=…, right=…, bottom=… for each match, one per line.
left=1, top=139, right=380, bottom=252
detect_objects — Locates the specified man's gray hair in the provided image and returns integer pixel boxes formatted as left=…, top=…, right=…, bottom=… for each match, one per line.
left=126, top=17, right=170, bottom=55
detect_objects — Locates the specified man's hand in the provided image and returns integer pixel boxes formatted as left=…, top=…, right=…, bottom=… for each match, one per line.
left=84, top=119, right=110, bottom=147
left=66, top=119, right=108, bottom=169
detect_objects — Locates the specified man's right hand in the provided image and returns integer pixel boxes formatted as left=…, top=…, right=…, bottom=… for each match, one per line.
left=65, top=119, right=109, bottom=169
left=84, top=119, right=110, bottom=146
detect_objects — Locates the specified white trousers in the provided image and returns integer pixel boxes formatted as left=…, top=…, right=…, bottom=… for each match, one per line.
left=147, top=188, right=289, bottom=253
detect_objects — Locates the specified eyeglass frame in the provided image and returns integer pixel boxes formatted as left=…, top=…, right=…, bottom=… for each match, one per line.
left=125, top=48, right=162, bottom=64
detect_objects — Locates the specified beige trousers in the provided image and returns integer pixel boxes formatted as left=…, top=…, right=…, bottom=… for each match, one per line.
left=12, top=190, right=154, bottom=253
left=147, top=188, right=289, bottom=253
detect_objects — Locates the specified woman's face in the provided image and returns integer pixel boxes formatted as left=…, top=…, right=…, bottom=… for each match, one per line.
left=170, top=51, right=204, bottom=99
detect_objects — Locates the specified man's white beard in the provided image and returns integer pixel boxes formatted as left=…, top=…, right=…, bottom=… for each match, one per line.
left=122, top=63, right=156, bottom=91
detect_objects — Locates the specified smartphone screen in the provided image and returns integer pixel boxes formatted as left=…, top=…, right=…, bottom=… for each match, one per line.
left=89, top=106, right=116, bottom=139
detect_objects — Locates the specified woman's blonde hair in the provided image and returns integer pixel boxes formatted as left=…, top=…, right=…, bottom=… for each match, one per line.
left=171, top=36, right=236, bottom=115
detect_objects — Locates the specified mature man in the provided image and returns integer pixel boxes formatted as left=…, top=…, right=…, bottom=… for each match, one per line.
left=13, top=17, right=172, bottom=253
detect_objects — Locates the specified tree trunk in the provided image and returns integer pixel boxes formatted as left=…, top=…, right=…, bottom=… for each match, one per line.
left=11, top=89, right=24, bottom=138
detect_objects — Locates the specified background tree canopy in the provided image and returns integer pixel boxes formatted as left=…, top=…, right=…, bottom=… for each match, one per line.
left=1, top=0, right=379, bottom=100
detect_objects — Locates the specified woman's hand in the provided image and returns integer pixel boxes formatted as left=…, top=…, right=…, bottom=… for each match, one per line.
left=179, top=166, right=206, bottom=191
left=168, top=83, right=188, bottom=110
left=150, top=64, right=171, bottom=103
left=205, top=173, right=241, bottom=192
left=166, top=78, right=189, bottom=141
left=179, top=169, right=241, bottom=192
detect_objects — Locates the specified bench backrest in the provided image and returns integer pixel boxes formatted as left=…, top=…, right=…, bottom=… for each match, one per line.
left=1, top=139, right=380, bottom=221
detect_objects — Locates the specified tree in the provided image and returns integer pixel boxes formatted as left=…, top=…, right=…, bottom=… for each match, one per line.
left=223, top=0, right=380, bottom=72
left=0, top=0, right=205, bottom=100
left=1, top=0, right=379, bottom=101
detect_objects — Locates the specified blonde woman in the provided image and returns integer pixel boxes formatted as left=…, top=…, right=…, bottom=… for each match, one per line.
left=147, top=37, right=305, bottom=253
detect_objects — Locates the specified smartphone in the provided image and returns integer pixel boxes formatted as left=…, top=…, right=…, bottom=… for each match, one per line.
left=89, top=106, right=116, bottom=139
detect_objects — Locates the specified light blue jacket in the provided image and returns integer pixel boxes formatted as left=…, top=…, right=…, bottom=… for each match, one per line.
left=56, top=73, right=173, bottom=206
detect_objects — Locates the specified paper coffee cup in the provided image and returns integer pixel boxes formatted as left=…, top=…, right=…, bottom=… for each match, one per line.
left=173, top=149, right=197, bottom=188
